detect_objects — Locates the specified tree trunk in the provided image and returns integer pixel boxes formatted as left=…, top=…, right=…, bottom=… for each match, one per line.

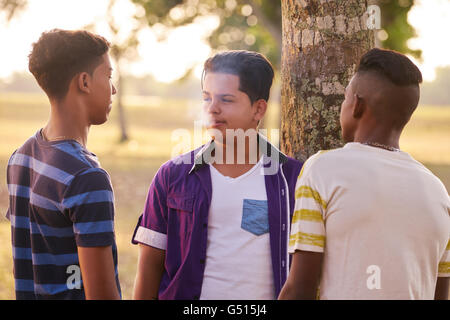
left=116, top=66, right=129, bottom=142
left=280, top=0, right=375, bottom=162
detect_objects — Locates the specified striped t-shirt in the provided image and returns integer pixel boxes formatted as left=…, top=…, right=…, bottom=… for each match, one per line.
left=6, top=130, right=120, bottom=299
left=289, top=143, right=450, bottom=299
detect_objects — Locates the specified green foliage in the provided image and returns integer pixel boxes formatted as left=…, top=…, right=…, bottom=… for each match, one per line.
left=132, top=0, right=281, bottom=66
left=379, top=0, right=421, bottom=59
left=133, top=0, right=422, bottom=69
left=2, top=0, right=422, bottom=70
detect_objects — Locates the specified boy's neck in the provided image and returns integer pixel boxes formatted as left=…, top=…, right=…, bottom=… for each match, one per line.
left=211, top=135, right=261, bottom=178
left=43, top=99, right=90, bottom=147
left=353, top=125, right=401, bottom=150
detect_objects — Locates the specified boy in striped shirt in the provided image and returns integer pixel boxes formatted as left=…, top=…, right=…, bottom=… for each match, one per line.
left=6, top=29, right=121, bottom=299
left=279, top=48, right=449, bottom=300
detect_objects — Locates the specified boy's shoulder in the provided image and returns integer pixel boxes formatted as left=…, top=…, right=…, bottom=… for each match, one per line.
left=153, top=146, right=202, bottom=186
left=159, top=146, right=200, bottom=172
left=8, top=130, right=107, bottom=184
left=298, top=147, right=347, bottom=177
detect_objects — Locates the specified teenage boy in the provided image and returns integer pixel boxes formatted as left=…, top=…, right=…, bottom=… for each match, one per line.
left=132, top=50, right=303, bottom=300
left=6, top=29, right=121, bottom=299
left=279, top=48, right=450, bottom=300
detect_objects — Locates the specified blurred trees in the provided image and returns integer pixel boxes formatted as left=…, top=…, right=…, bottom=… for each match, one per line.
left=0, top=0, right=26, bottom=22
left=132, top=0, right=281, bottom=67
left=1, top=0, right=143, bottom=142
left=132, top=0, right=421, bottom=72
left=99, top=0, right=142, bottom=142
left=379, top=0, right=421, bottom=59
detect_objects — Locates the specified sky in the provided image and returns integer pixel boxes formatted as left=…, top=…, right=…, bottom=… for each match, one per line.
left=0, top=0, right=449, bottom=83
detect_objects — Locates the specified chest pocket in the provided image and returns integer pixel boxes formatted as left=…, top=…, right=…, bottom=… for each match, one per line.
left=241, top=199, right=269, bottom=236
left=167, top=193, right=194, bottom=213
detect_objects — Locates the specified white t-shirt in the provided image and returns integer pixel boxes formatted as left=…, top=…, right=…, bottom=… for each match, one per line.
left=200, top=158, right=275, bottom=299
left=289, top=143, right=450, bottom=300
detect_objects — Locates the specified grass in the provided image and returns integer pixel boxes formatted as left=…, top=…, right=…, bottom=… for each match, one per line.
left=0, top=92, right=449, bottom=300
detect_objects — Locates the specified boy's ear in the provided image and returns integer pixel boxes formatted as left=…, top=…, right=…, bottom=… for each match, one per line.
left=352, top=94, right=365, bottom=119
left=253, top=99, right=268, bottom=122
left=77, top=72, right=90, bottom=94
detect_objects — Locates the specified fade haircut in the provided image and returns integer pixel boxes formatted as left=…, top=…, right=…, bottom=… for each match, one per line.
left=356, top=48, right=422, bottom=86
left=28, top=29, right=110, bottom=100
left=356, top=48, right=423, bottom=129
left=202, top=50, right=274, bottom=104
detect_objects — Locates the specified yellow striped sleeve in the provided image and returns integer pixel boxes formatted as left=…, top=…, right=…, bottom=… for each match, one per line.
left=298, top=163, right=306, bottom=180
left=438, top=262, right=450, bottom=274
left=289, top=231, right=325, bottom=248
left=295, top=185, right=327, bottom=210
left=438, top=239, right=450, bottom=277
left=292, top=209, right=323, bottom=223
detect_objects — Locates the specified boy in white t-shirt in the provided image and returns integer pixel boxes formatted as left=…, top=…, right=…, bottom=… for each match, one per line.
left=279, top=48, right=450, bottom=300
left=133, top=51, right=302, bottom=300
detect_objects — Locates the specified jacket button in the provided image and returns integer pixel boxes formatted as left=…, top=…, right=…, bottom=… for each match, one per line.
left=200, top=259, right=205, bottom=264
left=193, top=295, right=199, bottom=300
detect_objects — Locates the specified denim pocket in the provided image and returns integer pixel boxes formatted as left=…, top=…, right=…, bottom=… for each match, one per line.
left=241, top=199, right=269, bottom=236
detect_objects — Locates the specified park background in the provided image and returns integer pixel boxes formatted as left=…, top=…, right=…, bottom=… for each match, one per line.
left=0, top=0, right=449, bottom=299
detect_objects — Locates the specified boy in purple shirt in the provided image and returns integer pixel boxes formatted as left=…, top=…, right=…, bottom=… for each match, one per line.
left=132, top=51, right=302, bottom=300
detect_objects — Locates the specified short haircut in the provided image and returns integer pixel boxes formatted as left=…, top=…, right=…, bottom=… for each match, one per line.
left=202, top=50, right=274, bottom=104
left=28, top=29, right=110, bottom=100
left=356, top=48, right=422, bottom=86
left=356, top=48, right=423, bottom=129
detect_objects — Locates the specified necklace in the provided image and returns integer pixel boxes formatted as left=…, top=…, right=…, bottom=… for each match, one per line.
left=361, top=142, right=400, bottom=152
left=41, top=129, right=83, bottom=145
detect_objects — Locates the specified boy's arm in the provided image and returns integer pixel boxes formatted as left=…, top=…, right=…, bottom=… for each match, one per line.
left=78, top=246, right=120, bottom=300
left=434, top=277, right=449, bottom=300
left=65, top=168, right=120, bottom=299
left=278, top=250, right=323, bottom=300
left=280, top=154, right=326, bottom=300
left=133, top=244, right=165, bottom=300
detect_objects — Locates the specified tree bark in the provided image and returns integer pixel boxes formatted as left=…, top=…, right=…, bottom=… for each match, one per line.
left=280, top=0, right=375, bottom=161
left=115, top=63, right=129, bottom=142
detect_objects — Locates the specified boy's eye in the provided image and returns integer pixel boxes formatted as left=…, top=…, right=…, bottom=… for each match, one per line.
left=222, top=99, right=233, bottom=103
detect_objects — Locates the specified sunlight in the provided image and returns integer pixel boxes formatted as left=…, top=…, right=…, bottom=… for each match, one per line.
left=0, top=0, right=217, bottom=82
left=408, top=0, right=450, bottom=81
left=0, top=0, right=448, bottom=83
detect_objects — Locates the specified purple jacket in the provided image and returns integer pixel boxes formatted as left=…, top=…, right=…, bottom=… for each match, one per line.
left=132, top=135, right=303, bottom=299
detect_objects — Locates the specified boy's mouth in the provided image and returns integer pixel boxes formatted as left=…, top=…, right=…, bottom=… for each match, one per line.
left=208, top=119, right=226, bottom=128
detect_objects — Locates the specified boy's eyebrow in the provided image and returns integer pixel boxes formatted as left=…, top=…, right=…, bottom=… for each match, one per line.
left=201, top=92, right=236, bottom=98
